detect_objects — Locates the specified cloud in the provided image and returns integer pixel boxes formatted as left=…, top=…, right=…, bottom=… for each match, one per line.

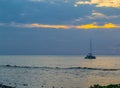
left=29, top=0, right=43, bottom=2
left=87, top=11, right=120, bottom=19
left=22, top=23, right=120, bottom=29
left=0, top=23, right=5, bottom=26
left=29, top=0, right=69, bottom=4
left=29, top=0, right=57, bottom=5
left=75, top=0, right=120, bottom=8
left=76, top=23, right=120, bottom=29
left=25, top=23, right=71, bottom=29
left=0, top=22, right=120, bottom=29
left=71, top=11, right=120, bottom=24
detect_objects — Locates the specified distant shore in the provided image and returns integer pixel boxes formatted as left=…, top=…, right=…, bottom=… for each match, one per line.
left=1, top=83, right=120, bottom=88
left=90, top=84, right=120, bottom=88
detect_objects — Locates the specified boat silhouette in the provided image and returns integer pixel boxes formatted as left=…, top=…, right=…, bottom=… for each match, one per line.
left=85, top=40, right=96, bottom=59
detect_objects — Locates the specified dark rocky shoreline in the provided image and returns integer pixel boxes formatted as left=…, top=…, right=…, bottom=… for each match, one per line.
left=90, top=84, right=120, bottom=88
left=0, top=84, right=15, bottom=88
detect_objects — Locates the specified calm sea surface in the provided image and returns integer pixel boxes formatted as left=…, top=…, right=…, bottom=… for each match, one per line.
left=0, top=55, right=120, bottom=88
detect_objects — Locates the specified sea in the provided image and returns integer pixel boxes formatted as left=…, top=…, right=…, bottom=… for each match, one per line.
left=0, top=55, right=120, bottom=88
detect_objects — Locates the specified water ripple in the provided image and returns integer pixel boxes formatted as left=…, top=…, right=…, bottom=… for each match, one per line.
left=0, top=65, right=120, bottom=71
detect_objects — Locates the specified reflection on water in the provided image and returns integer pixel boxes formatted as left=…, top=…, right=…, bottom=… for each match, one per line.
left=80, top=56, right=120, bottom=69
left=0, top=55, right=120, bottom=68
left=0, top=55, right=119, bottom=88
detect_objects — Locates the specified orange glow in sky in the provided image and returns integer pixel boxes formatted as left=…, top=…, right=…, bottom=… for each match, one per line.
left=26, top=23, right=120, bottom=29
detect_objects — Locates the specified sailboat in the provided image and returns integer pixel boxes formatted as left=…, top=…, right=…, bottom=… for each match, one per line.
left=85, top=40, right=96, bottom=59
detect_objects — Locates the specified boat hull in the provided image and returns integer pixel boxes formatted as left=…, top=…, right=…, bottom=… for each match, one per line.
left=85, top=55, right=96, bottom=59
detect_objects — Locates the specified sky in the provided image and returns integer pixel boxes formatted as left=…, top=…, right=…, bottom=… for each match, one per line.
left=0, top=0, right=120, bottom=55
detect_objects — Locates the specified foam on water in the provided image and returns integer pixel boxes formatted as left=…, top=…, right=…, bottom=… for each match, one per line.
left=1, top=65, right=120, bottom=71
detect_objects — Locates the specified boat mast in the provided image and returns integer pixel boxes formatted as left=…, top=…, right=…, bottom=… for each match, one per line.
left=90, top=40, right=92, bottom=55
